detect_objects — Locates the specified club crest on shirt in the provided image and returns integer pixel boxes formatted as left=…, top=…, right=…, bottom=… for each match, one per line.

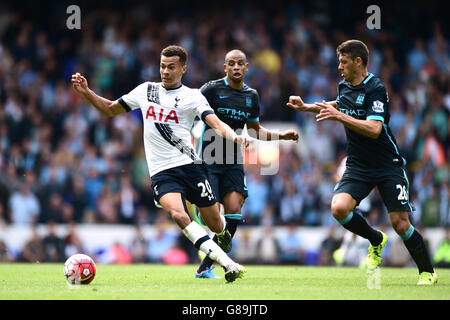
left=246, top=97, right=252, bottom=107
left=356, top=93, right=365, bottom=105
left=372, top=100, right=384, bottom=113
left=174, top=97, right=180, bottom=108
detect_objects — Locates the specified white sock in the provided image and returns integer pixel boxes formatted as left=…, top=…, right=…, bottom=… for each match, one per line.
left=182, top=221, right=233, bottom=267
left=199, top=239, right=234, bottom=267
left=182, top=221, right=207, bottom=244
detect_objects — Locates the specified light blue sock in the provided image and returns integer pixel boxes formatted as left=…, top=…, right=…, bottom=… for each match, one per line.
left=337, top=211, right=353, bottom=225
left=224, top=213, right=242, bottom=220
left=399, top=225, right=415, bottom=241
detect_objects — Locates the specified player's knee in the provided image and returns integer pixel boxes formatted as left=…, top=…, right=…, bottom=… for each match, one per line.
left=331, top=203, right=351, bottom=221
left=225, top=206, right=242, bottom=215
left=391, top=216, right=410, bottom=235
left=393, top=223, right=410, bottom=236
left=222, top=194, right=244, bottom=214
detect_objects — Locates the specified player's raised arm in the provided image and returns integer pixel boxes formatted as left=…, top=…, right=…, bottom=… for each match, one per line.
left=71, top=73, right=127, bottom=117
left=315, top=100, right=382, bottom=139
left=203, top=113, right=249, bottom=148
left=286, top=96, right=337, bottom=114
left=246, top=121, right=299, bottom=142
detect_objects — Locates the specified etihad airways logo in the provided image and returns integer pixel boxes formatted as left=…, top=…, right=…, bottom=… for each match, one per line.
left=217, top=107, right=251, bottom=120
left=339, top=108, right=366, bottom=118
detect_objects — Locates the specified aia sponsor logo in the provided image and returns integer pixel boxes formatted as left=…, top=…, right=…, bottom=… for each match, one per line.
left=145, top=105, right=179, bottom=123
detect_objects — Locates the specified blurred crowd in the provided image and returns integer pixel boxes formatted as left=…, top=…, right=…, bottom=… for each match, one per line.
left=0, top=0, right=449, bottom=245
left=0, top=212, right=199, bottom=264
left=2, top=218, right=450, bottom=268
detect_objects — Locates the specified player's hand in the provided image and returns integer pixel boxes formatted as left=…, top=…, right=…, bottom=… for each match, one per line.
left=235, top=135, right=249, bottom=149
left=286, top=96, right=307, bottom=112
left=71, top=73, right=89, bottom=95
left=281, top=130, right=299, bottom=142
left=315, top=100, right=341, bottom=122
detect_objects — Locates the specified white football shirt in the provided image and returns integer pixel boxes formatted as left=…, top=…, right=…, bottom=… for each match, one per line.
left=118, top=82, right=214, bottom=177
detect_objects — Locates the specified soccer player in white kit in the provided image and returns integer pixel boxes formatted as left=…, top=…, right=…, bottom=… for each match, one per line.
left=71, top=45, right=247, bottom=282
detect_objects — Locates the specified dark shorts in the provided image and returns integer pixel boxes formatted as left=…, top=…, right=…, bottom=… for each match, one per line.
left=151, top=163, right=217, bottom=208
left=333, top=166, right=414, bottom=213
left=205, top=164, right=248, bottom=203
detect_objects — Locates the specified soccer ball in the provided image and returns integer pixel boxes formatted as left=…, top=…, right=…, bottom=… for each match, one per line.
left=64, top=254, right=96, bottom=285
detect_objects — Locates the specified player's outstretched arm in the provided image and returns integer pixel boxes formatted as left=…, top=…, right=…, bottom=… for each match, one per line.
left=204, top=113, right=249, bottom=148
left=315, top=101, right=382, bottom=139
left=71, top=73, right=127, bottom=117
left=246, top=121, right=299, bottom=142
left=286, top=96, right=337, bottom=114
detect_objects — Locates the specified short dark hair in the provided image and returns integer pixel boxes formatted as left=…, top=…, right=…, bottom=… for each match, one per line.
left=161, top=45, right=188, bottom=65
left=336, top=40, right=369, bottom=67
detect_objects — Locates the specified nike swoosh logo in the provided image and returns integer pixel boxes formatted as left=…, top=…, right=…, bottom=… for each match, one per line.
left=219, top=95, right=228, bottom=99
left=401, top=201, right=407, bottom=205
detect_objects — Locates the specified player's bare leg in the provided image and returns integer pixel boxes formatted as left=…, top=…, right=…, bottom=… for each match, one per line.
left=222, top=191, right=245, bottom=237
left=389, top=211, right=411, bottom=236
left=331, top=192, right=386, bottom=272
left=161, top=193, right=235, bottom=258
left=197, top=191, right=245, bottom=278
left=159, top=192, right=244, bottom=282
left=331, top=192, right=356, bottom=221
left=159, top=193, right=192, bottom=229
left=198, top=204, right=233, bottom=253
left=390, top=211, right=437, bottom=285
left=197, top=204, right=225, bottom=234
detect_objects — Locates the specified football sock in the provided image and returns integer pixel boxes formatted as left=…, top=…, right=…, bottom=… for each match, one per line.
left=183, top=221, right=234, bottom=267
left=401, top=225, right=434, bottom=274
left=183, top=220, right=210, bottom=248
left=337, top=211, right=383, bottom=246
left=197, top=213, right=242, bottom=272
left=198, top=242, right=216, bottom=272
left=196, top=212, right=226, bottom=272
left=199, top=239, right=234, bottom=267
left=225, top=213, right=242, bottom=237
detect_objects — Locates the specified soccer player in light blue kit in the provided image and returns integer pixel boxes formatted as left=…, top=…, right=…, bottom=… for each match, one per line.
left=287, top=40, right=437, bottom=285
left=195, top=49, right=299, bottom=278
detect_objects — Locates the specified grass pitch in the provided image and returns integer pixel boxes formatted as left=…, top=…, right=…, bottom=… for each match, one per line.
left=0, top=263, right=448, bottom=300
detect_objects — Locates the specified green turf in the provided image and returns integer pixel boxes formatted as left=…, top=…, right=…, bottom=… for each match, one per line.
left=0, top=263, right=448, bottom=300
